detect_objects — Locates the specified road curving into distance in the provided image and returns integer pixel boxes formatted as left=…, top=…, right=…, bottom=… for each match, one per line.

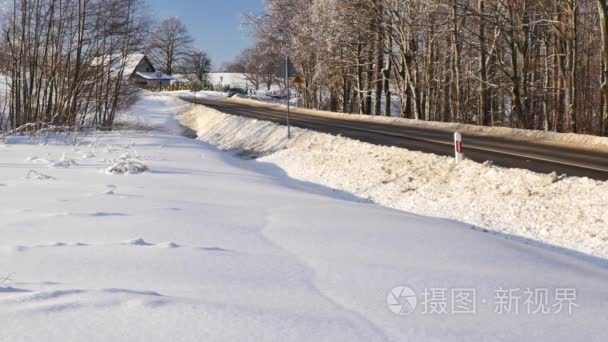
left=180, top=96, right=608, bottom=181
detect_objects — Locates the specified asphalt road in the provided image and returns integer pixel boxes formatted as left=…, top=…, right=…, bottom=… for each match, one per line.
left=181, top=96, right=608, bottom=180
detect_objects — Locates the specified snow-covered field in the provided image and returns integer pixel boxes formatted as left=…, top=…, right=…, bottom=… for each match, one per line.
left=207, top=72, right=249, bottom=89
left=1, top=92, right=607, bottom=341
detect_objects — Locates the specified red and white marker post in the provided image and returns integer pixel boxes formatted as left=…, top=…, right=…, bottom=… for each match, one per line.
left=454, top=132, right=464, bottom=163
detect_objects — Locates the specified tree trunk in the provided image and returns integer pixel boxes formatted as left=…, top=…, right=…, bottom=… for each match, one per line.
left=598, top=0, right=608, bottom=135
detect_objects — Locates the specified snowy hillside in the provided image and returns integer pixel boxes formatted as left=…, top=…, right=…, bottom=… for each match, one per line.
left=0, top=92, right=607, bottom=341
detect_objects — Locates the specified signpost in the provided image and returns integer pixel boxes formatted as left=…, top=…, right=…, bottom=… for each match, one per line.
left=276, top=57, right=299, bottom=139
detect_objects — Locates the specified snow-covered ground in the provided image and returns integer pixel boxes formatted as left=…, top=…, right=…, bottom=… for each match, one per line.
left=207, top=72, right=249, bottom=90
left=181, top=103, right=608, bottom=260
left=1, top=92, right=607, bottom=341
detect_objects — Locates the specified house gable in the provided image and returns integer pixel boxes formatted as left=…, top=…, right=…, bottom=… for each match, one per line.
left=133, top=56, right=156, bottom=74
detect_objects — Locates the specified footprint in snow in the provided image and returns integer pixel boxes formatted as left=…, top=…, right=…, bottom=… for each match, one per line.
left=88, top=212, right=128, bottom=217
left=102, top=185, right=118, bottom=195
left=198, top=247, right=234, bottom=253
left=122, top=238, right=154, bottom=246
left=38, top=242, right=88, bottom=248
left=0, top=287, right=31, bottom=294
left=0, top=245, right=28, bottom=254
left=120, top=239, right=181, bottom=248
left=155, top=242, right=180, bottom=249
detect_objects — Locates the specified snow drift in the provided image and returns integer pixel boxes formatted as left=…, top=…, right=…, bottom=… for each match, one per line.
left=180, top=104, right=608, bottom=260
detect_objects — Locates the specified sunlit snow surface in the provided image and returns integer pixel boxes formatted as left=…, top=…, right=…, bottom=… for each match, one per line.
left=0, top=93, right=606, bottom=341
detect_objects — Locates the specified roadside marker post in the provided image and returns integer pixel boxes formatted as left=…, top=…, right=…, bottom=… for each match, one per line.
left=454, top=132, right=464, bottom=163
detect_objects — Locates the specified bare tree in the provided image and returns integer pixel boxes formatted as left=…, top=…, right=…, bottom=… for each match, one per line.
left=236, top=46, right=280, bottom=91
left=147, top=17, right=193, bottom=75
left=598, top=0, right=608, bottom=134
left=182, top=50, right=212, bottom=85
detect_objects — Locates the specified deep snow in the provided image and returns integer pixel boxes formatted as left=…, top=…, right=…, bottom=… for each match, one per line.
left=181, top=101, right=608, bottom=260
left=0, top=92, right=607, bottom=341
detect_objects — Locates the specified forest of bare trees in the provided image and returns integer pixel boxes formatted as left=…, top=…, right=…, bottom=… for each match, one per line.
left=245, top=0, right=608, bottom=136
left=2, top=0, right=607, bottom=136
left=0, top=0, right=150, bottom=132
left=0, top=1, right=210, bottom=133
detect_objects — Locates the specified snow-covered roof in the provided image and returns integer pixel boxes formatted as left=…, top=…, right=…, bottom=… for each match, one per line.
left=91, top=53, right=149, bottom=77
left=122, top=53, right=147, bottom=76
left=135, top=71, right=175, bottom=81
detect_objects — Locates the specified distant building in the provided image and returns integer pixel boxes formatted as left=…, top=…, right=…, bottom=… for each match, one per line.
left=123, top=54, right=176, bottom=88
left=93, top=53, right=176, bottom=88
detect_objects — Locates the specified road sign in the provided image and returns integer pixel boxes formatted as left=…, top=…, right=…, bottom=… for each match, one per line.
left=293, top=76, right=304, bottom=84
left=276, top=58, right=299, bottom=79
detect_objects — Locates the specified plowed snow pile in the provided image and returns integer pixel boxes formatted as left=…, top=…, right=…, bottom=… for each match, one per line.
left=181, top=105, right=608, bottom=260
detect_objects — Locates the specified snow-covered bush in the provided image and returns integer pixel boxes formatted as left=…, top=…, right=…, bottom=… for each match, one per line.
left=106, top=160, right=149, bottom=175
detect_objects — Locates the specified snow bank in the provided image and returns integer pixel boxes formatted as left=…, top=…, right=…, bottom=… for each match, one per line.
left=227, top=97, right=608, bottom=152
left=181, top=105, right=608, bottom=260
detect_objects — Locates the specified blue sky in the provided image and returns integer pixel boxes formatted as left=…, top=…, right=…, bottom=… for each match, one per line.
left=146, top=0, right=265, bottom=69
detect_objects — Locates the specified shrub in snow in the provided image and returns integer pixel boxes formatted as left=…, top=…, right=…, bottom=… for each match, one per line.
left=26, top=170, right=56, bottom=180
left=48, top=152, right=78, bottom=168
left=106, top=160, right=148, bottom=175
left=48, top=159, right=78, bottom=168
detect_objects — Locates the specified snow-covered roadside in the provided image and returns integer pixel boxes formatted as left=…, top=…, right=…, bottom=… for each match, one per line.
left=1, top=92, right=608, bottom=341
left=221, top=95, right=608, bottom=152
left=181, top=104, right=608, bottom=260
